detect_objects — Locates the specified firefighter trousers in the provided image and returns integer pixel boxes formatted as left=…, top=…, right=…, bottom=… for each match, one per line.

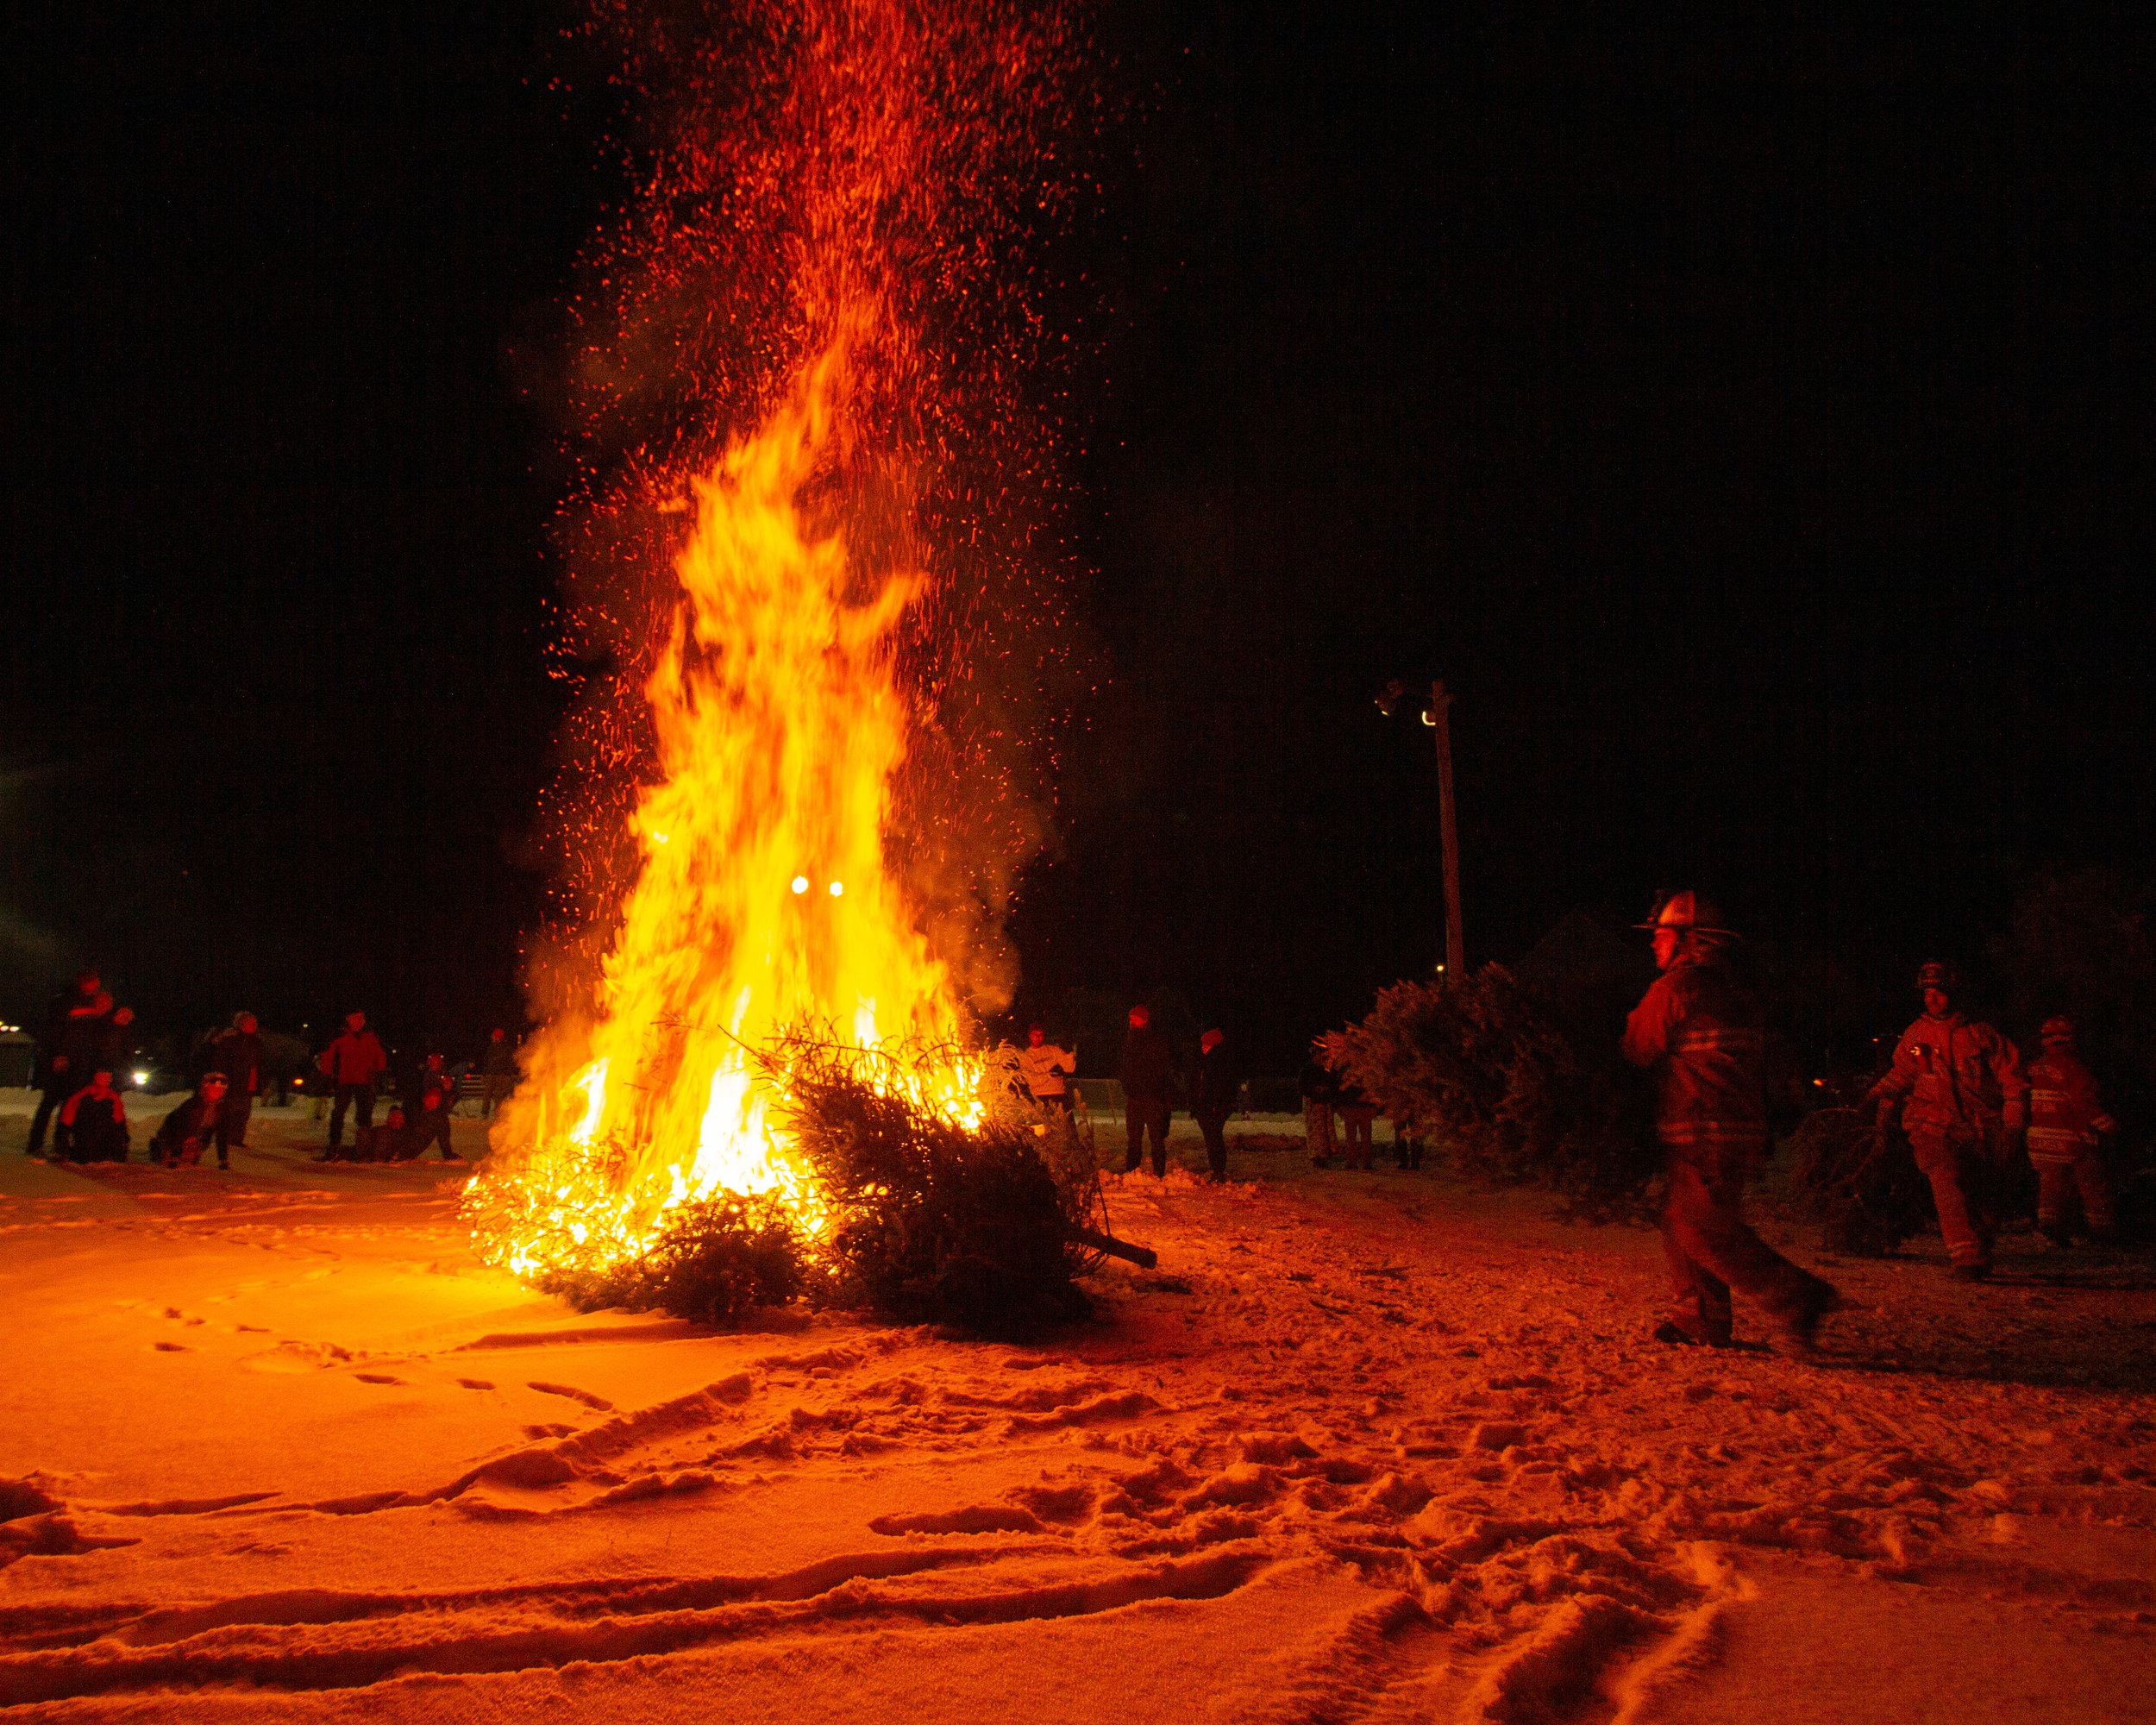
left=1662, top=1147, right=1823, bottom=1345
left=1908, top=1127, right=2012, bottom=1270
left=2034, top=1152, right=2114, bottom=1235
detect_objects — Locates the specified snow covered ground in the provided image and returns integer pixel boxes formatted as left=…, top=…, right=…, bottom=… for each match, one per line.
left=0, top=1095, right=2152, bottom=1720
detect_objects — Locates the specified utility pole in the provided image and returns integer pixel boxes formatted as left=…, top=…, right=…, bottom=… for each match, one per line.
left=1428, top=681, right=1465, bottom=982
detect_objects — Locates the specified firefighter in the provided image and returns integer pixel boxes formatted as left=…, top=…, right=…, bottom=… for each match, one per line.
left=1622, top=892, right=1839, bottom=1350
left=1869, top=961, right=2028, bottom=1280
left=2025, top=1015, right=2117, bottom=1247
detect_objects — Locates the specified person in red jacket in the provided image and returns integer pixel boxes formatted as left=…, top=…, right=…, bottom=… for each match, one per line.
left=317, top=1011, right=389, bottom=1158
left=1622, top=892, right=1838, bottom=1351
left=1869, top=961, right=2028, bottom=1280
left=59, top=1069, right=130, bottom=1163
left=2025, top=1015, right=2117, bottom=1247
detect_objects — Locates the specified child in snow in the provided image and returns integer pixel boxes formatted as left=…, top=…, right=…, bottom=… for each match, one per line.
left=152, top=1074, right=229, bottom=1170
left=60, top=1069, right=130, bottom=1163
left=358, top=1105, right=410, bottom=1163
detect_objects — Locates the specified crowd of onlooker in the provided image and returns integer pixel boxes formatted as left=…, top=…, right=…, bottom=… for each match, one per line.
left=17, top=969, right=520, bottom=1170
left=1014, top=1008, right=1421, bottom=1184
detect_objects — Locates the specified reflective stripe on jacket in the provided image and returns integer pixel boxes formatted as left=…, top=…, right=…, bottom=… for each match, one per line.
left=1870, top=1013, right=2026, bottom=1133
left=2025, top=1050, right=2115, bottom=1163
left=1621, top=953, right=1767, bottom=1149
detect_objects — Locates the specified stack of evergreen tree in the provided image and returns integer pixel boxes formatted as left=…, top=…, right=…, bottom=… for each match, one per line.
left=1319, top=965, right=1654, bottom=1211
left=543, top=1034, right=1103, bottom=1340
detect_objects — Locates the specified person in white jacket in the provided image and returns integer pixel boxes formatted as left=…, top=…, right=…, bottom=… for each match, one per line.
left=1018, top=1026, right=1075, bottom=1114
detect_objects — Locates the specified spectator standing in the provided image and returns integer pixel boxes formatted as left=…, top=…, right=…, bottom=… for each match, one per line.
left=28, top=969, right=115, bottom=1157
left=1119, top=1005, right=1177, bottom=1176
left=479, top=1029, right=517, bottom=1119
left=210, top=1012, right=266, bottom=1168
left=60, top=1069, right=130, bottom=1163
left=153, top=1073, right=230, bottom=1169
left=405, top=1054, right=460, bottom=1160
left=1336, top=1076, right=1379, bottom=1170
left=1299, top=1054, right=1339, bottom=1168
left=1190, top=1026, right=1238, bottom=1182
left=318, top=1012, right=389, bottom=1157
left=1018, top=1025, right=1077, bottom=1113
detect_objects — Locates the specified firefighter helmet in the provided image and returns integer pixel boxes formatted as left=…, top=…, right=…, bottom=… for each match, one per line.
left=1915, top=960, right=1959, bottom=994
left=1635, top=890, right=1734, bottom=935
left=2040, top=1014, right=2077, bottom=1044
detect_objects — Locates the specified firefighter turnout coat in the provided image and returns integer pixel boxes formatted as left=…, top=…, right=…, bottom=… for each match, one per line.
left=1871, top=1013, right=2027, bottom=1136
left=2025, top=1048, right=2115, bottom=1165
left=1620, top=949, right=1767, bottom=1155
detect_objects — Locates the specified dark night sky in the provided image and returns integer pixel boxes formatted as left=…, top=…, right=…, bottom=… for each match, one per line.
left=4, top=6, right=2153, bottom=1074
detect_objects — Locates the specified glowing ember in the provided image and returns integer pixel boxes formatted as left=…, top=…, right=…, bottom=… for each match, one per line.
left=463, top=0, right=1087, bottom=1283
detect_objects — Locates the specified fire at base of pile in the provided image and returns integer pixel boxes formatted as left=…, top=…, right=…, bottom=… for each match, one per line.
left=464, top=1040, right=1113, bottom=1342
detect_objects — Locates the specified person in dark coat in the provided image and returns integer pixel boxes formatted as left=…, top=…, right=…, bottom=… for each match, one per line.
left=404, top=1055, right=461, bottom=1160
left=1336, top=1075, right=1379, bottom=1170
left=60, top=1068, right=130, bottom=1163
left=317, top=1012, right=389, bottom=1157
left=358, top=1103, right=408, bottom=1163
left=1190, top=1027, right=1238, bottom=1182
left=210, top=1012, right=266, bottom=1167
left=479, top=1028, right=517, bottom=1118
left=1119, top=1005, right=1177, bottom=1176
left=152, top=1073, right=230, bottom=1170
left=1299, top=1055, right=1339, bottom=1167
left=28, top=970, right=115, bottom=1157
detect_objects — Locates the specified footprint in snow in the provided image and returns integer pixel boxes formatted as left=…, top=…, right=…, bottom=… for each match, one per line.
left=456, top=1378, right=495, bottom=1391
left=528, top=1381, right=613, bottom=1411
left=153, top=1341, right=188, bottom=1352
left=354, top=1373, right=404, bottom=1386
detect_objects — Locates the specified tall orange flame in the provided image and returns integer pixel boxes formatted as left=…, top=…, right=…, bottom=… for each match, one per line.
left=465, top=0, right=1089, bottom=1280
left=468, top=328, right=987, bottom=1276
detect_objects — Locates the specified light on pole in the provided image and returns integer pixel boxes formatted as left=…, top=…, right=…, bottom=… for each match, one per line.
left=1376, top=678, right=1466, bottom=982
